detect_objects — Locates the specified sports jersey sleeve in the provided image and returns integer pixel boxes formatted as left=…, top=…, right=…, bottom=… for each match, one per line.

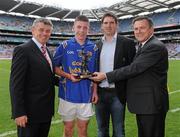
left=53, top=43, right=64, bottom=67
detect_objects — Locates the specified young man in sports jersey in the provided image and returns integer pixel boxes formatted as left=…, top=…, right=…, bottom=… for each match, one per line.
left=53, top=15, right=98, bottom=137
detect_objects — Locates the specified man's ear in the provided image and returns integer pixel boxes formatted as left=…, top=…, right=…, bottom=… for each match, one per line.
left=31, top=26, right=34, bottom=35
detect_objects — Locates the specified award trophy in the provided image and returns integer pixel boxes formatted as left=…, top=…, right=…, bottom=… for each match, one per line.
left=77, top=50, right=93, bottom=79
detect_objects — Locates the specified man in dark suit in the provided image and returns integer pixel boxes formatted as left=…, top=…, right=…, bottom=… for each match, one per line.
left=95, top=12, right=136, bottom=137
left=10, top=18, right=57, bottom=137
left=91, top=16, right=169, bottom=137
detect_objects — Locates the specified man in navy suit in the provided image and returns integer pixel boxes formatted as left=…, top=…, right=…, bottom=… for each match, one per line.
left=91, top=16, right=169, bottom=137
left=10, top=18, right=57, bottom=137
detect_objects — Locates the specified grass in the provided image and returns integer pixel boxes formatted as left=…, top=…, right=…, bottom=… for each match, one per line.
left=0, top=59, right=180, bottom=137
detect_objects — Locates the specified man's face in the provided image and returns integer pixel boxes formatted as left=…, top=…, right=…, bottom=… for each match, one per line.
left=133, top=19, right=154, bottom=43
left=32, top=22, right=52, bottom=45
left=101, top=16, right=117, bottom=36
left=73, top=21, right=89, bottom=42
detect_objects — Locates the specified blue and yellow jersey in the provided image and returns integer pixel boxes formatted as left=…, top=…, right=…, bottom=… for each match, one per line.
left=54, top=37, right=98, bottom=103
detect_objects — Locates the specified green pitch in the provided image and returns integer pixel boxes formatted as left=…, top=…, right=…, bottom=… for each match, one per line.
left=0, top=60, right=180, bottom=137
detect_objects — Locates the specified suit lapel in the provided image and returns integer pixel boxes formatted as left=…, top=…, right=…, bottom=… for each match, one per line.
left=29, top=40, right=53, bottom=73
left=113, top=35, right=124, bottom=69
left=96, top=40, right=103, bottom=53
left=141, top=36, right=155, bottom=52
left=134, top=36, right=155, bottom=59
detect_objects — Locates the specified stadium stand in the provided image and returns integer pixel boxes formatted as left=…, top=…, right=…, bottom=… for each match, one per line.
left=0, top=8, right=180, bottom=58
left=119, top=9, right=180, bottom=32
left=0, top=44, right=14, bottom=58
left=0, top=14, right=32, bottom=32
left=166, top=43, right=180, bottom=58
left=0, top=14, right=101, bottom=34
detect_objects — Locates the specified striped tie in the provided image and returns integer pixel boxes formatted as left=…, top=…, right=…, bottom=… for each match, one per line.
left=41, top=45, right=51, bottom=66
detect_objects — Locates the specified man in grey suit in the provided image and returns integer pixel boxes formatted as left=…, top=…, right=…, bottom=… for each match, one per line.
left=91, top=16, right=169, bottom=137
left=10, top=18, right=57, bottom=137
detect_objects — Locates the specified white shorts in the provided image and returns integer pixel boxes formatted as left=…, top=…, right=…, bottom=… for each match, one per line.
left=58, top=98, right=94, bottom=121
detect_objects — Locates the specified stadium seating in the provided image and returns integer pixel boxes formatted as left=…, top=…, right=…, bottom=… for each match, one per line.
left=0, top=8, right=180, bottom=58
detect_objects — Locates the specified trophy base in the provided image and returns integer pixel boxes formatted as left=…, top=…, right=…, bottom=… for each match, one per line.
left=79, top=74, right=93, bottom=79
left=74, top=73, right=93, bottom=79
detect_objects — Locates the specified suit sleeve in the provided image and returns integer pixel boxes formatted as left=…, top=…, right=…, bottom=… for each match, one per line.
left=107, top=44, right=167, bottom=83
left=10, top=46, right=28, bottom=119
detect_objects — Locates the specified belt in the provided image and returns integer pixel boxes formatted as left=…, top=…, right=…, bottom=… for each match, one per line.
left=98, top=87, right=116, bottom=92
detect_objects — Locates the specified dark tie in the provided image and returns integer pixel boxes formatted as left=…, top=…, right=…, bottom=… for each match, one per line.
left=137, top=43, right=142, bottom=54
left=134, top=44, right=142, bottom=59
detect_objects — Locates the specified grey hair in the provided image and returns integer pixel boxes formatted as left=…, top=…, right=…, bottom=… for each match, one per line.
left=32, top=18, right=53, bottom=28
left=132, top=16, right=154, bottom=28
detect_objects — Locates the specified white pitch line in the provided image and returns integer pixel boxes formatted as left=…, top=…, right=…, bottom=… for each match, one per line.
left=169, top=90, right=180, bottom=95
left=169, top=108, right=180, bottom=113
left=0, top=130, right=16, bottom=137
left=0, top=119, right=63, bottom=137
left=168, top=90, right=180, bottom=113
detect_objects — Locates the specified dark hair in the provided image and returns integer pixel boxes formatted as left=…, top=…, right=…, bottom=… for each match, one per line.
left=32, top=18, right=53, bottom=28
left=132, top=16, right=154, bottom=28
left=101, top=12, right=118, bottom=24
left=75, top=15, right=89, bottom=23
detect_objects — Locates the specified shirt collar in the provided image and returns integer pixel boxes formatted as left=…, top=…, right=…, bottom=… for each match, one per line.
left=141, top=34, right=153, bottom=47
left=72, top=37, right=89, bottom=45
left=102, top=32, right=117, bottom=42
left=32, top=37, right=46, bottom=49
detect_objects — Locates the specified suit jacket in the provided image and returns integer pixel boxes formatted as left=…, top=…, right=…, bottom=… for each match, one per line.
left=10, top=39, right=56, bottom=123
left=97, top=35, right=136, bottom=104
left=106, top=36, right=169, bottom=114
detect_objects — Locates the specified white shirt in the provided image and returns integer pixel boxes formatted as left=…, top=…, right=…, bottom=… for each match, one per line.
left=99, top=33, right=117, bottom=88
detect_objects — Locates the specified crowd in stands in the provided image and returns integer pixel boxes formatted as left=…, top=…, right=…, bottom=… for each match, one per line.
left=119, top=8, right=180, bottom=32
left=1, top=42, right=180, bottom=59
left=0, top=44, right=14, bottom=58
left=0, top=14, right=101, bottom=34
left=166, top=43, right=180, bottom=58
left=1, top=8, right=180, bottom=58
left=0, top=8, right=180, bottom=33
left=0, top=36, right=28, bottom=43
left=0, top=44, right=58, bottom=58
left=0, top=15, right=32, bottom=32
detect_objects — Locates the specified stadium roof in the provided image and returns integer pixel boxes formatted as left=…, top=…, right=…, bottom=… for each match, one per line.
left=0, top=0, right=180, bottom=21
